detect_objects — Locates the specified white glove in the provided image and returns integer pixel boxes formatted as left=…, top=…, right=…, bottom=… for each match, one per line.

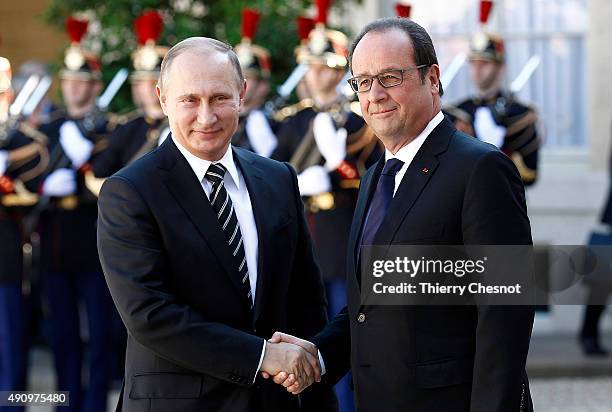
left=313, top=112, right=347, bottom=171
left=42, top=168, right=77, bottom=197
left=0, top=150, right=8, bottom=175
left=297, top=165, right=332, bottom=196
left=59, top=121, right=94, bottom=168
left=246, top=110, right=277, bottom=157
left=474, top=107, right=506, bottom=149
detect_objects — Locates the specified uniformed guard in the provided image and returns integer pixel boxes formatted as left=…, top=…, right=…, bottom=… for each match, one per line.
left=35, top=16, right=115, bottom=412
left=271, top=2, right=380, bottom=411
left=92, top=10, right=169, bottom=178
left=449, top=0, right=540, bottom=186
left=0, top=56, right=49, bottom=412
left=230, top=8, right=278, bottom=157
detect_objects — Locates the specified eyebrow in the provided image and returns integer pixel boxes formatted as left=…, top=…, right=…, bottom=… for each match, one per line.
left=176, top=93, right=199, bottom=100
left=353, top=67, right=402, bottom=76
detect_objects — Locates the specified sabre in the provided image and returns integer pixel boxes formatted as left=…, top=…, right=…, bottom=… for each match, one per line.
left=9, top=75, right=39, bottom=117
left=277, top=63, right=309, bottom=98
left=440, top=53, right=466, bottom=91
left=96, top=68, right=129, bottom=111
left=22, top=75, right=53, bottom=118
left=510, top=55, right=540, bottom=94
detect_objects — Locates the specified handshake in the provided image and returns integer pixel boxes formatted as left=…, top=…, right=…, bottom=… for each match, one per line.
left=260, top=332, right=322, bottom=395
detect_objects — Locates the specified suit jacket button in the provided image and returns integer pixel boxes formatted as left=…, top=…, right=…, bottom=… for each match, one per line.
left=357, top=313, right=366, bottom=323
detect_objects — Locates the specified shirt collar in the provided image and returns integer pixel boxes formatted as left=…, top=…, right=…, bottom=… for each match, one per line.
left=385, top=111, right=444, bottom=163
left=172, top=136, right=241, bottom=189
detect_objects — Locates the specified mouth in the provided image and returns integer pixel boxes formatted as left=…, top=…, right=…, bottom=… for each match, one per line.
left=192, top=129, right=222, bottom=137
left=370, top=107, right=397, bottom=117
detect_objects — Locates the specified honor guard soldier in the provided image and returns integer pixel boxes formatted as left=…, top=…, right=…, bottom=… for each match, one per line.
left=271, top=1, right=380, bottom=410
left=449, top=0, right=540, bottom=186
left=0, top=56, right=49, bottom=412
left=36, top=16, right=115, bottom=412
left=92, top=10, right=170, bottom=178
left=231, top=8, right=278, bottom=157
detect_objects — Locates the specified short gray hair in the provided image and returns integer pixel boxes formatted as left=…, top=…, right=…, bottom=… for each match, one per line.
left=157, top=37, right=244, bottom=92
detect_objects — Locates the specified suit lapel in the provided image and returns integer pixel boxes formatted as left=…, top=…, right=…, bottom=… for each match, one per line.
left=159, top=138, right=250, bottom=309
left=232, top=148, right=270, bottom=324
left=372, top=119, right=453, bottom=246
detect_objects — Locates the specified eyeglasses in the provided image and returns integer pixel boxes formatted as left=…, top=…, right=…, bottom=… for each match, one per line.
left=347, top=65, right=430, bottom=93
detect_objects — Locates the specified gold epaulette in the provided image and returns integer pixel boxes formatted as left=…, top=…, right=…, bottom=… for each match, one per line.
left=273, top=99, right=314, bottom=122
left=107, top=109, right=141, bottom=131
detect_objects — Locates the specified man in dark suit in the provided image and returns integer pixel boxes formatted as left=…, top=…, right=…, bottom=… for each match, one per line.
left=269, top=18, right=535, bottom=411
left=97, top=37, right=336, bottom=412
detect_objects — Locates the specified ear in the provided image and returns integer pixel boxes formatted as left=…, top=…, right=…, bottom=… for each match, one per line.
left=238, top=78, right=247, bottom=112
left=428, top=64, right=441, bottom=94
left=156, top=85, right=168, bottom=116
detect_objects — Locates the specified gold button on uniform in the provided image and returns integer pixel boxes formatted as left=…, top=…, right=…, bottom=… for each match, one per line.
left=357, top=313, right=366, bottom=323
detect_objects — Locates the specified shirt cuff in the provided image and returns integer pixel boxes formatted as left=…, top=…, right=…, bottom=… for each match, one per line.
left=318, top=349, right=326, bottom=376
left=254, top=339, right=267, bottom=384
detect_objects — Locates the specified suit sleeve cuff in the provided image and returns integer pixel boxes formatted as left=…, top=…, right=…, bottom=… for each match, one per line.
left=318, top=349, right=326, bottom=376
left=254, top=339, right=266, bottom=384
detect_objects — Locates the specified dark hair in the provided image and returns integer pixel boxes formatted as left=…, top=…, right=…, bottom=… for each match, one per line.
left=349, top=17, right=444, bottom=96
left=158, top=37, right=244, bottom=92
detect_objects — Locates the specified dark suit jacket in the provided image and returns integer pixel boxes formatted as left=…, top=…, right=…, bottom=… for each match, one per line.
left=97, top=138, right=337, bottom=412
left=312, top=118, right=535, bottom=412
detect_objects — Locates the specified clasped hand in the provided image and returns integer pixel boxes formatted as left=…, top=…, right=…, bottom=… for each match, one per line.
left=260, top=332, right=320, bottom=394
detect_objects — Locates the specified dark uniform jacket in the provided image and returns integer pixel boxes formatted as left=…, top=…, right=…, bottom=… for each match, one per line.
left=0, top=124, right=46, bottom=284
left=448, top=91, right=540, bottom=186
left=37, top=110, right=110, bottom=274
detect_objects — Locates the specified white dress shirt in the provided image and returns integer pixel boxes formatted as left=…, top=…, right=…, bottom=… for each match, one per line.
left=172, top=137, right=265, bottom=380
left=385, top=110, right=444, bottom=196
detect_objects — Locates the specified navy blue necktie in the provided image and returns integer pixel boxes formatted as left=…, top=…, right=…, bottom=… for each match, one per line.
left=361, top=158, right=405, bottom=246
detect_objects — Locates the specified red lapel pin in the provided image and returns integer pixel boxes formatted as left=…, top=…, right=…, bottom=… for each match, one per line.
left=421, top=167, right=429, bottom=173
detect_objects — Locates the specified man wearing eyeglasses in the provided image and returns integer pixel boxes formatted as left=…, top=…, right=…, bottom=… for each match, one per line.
left=267, top=17, right=535, bottom=412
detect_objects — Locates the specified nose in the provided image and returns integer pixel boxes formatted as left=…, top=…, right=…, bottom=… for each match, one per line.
left=197, top=102, right=217, bottom=127
left=368, top=78, right=387, bottom=104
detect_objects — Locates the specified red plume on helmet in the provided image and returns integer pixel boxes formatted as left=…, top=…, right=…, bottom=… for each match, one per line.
left=134, top=10, right=163, bottom=46
left=395, top=3, right=412, bottom=18
left=65, top=16, right=89, bottom=44
left=315, top=0, right=332, bottom=25
left=62, top=16, right=101, bottom=80
left=479, top=0, right=494, bottom=25
left=296, top=16, right=315, bottom=42
left=241, top=8, right=261, bottom=41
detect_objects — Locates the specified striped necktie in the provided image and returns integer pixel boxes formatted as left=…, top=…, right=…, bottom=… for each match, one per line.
left=205, top=163, right=253, bottom=309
